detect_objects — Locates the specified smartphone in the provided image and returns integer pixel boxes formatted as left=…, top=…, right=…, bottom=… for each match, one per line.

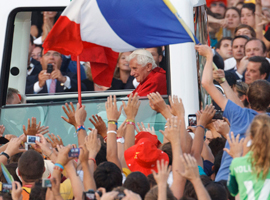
left=42, top=178, right=52, bottom=188
left=0, top=182, right=12, bottom=193
left=115, top=193, right=125, bottom=200
left=83, top=189, right=102, bottom=200
left=213, top=110, right=223, bottom=120
left=188, top=114, right=197, bottom=127
left=47, top=64, right=53, bottom=74
left=68, top=148, right=80, bottom=157
left=26, top=135, right=40, bottom=144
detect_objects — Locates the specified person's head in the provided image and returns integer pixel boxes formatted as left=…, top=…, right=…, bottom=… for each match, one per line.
left=145, top=185, right=177, bottom=200
left=218, top=180, right=235, bottom=200
left=95, top=144, right=107, bottom=166
left=114, top=51, right=132, bottom=80
left=249, top=114, right=270, bottom=179
left=161, top=142, right=172, bottom=166
left=18, top=150, right=44, bottom=183
left=245, top=38, right=267, bottom=58
left=40, top=49, right=62, bottom=71
left=245, top=56, right=270, bottom=85
left=234, top=24, right=256, bottom=38
left=233, top=81, right=249, bottom=107
left=208, top=137, right=226, bottom=157
left=205, top=182, right=228, bottom=200
left=123, top=172, right=150, bottom=199
left=213, top=150, right=223, bottom=176
left=241, top=3, right=256, bottom=28
left=31, top=46, right=42, bottom=62
left=232, top=35, right=249, bottom=62
left=216, top=37, right=233, bottom=60
left=127, top=49, right=157, bottom=83
left=94, top=161, right=122, bottom=192
left=224, top=7, right=241, bottom=30
left=145, top=47, right=163, bottom=67
left=247, top=80, right=270, bottom=111
left=6, top=88, right=21, bottom=105
left=29, top=181, right=47, bottom=200
left=208, top=0, right=227, bottom=16
left=147, top=174, right=157, bottom=188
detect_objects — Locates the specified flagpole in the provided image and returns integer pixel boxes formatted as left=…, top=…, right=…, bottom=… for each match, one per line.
left=77, top=55, right=82, bottom=107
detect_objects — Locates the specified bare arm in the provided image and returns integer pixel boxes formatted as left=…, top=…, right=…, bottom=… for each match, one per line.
left=196, top=45, right=228, bottom=111
left=255, top=0, right=263, bottom=40
left=201, top=142, right=215, bottom=163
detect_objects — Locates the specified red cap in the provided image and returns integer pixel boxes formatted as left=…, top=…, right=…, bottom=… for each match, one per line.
left=206, top=0, right=227, bottom=7
left=135, top=131, right=161, bottom=148
left=124, top=138, right=169, bottom=176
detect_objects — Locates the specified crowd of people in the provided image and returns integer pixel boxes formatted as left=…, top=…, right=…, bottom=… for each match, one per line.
left=2, top=0, right=270, bottom=199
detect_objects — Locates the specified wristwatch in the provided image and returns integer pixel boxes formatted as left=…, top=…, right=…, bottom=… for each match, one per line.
left=117, top=137, right=125, bottom=144
left=0, top=152, right=10, bottom=160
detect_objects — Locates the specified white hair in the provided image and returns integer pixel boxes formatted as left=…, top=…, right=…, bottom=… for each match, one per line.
left=127, top=49, right=157, bottom=69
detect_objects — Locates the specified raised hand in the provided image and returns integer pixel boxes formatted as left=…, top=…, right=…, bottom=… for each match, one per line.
left=35, top=134, right=54, bottom=158
left=122, top=93, right=140, bottom=120
left=213, top=120, right=230, bottom=137
left=37, top=125, right=49, bottom=135
left=195, top=45, right=213, bottom=58
left=159, top=116, right=181, bottom=144
left=23, top=117, right=41, bottom=137
left=179, top=154, right=200, bottom=182
left=89, top=115, right=107, bottom=138
left=46, top=133, right=63, bottom=148
left=105, top=95, right=122, bottom=121
left=168, top=95, right=185, bottom=118
left=85, top=129, right=101, bottom=158
left=147, top=92, right=168, bottom=114
left=55, top=144, right=73, bottom=166
left=117, top=121, right=127, bottom=138
left=5, top=135, right=26, bottom=157
left=0, top=125, right=5, bottom=137
left=135, top=122, right=155, bottom=135
left=61, top=102, right=77, bottom=127
left=197, top=104, right=216, bottom=128
left=122, top=189, right=142, bottom=200
left=75, top=103, right=87, bottom=126
left=79, top=144, right=89, bottom=165
left=11, top=181, right=22, bottom=200
left=213, top=69, right=225, bottom=84
left=152, top=159, right=171, bottom=185
left=224, top=132, right=244, bottom=158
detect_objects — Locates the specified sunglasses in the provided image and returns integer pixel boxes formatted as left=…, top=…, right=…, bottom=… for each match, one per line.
left=211, top=2, right=226, bottom=8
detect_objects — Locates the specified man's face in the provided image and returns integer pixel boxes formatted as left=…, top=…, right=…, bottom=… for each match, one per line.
left=31, top=47, right=42, bottom=62
left=232, top=38, right=247, bottom=61
left=245, top=61, right=266, bottom=84
left=216, top=39, right=232, bottom=60
left=6, top=93, right=21, bottom=105
left=210, top=1, right=226, bottom=16
left=129, top=58, right=152, bottom=83
left=245, top=40, right=266, bottom=58
left=40, top=50, right=62, bottom=71
left=145, top=48, right=162, bottom=66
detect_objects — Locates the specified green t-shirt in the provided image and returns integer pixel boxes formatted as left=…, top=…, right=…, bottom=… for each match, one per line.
left=227, top=152, right=270, bottom=200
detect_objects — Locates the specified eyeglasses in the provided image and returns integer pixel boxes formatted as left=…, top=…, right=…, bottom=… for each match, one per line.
left=211, top=2, right=226, bottom=8
left=44, top=52, right=61, bottom=57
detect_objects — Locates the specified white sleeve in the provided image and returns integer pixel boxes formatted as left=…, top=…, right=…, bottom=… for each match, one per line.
left=64, top=76, right=71, bottom=89
left=34, top=81, right=43, bottom=93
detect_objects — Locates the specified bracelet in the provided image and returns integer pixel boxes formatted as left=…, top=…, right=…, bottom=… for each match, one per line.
left=107, top=130, right=117, bottom=134
left=0, top=152, right=10, bottom=160
left=108, top=121, right=118, bottom=126
left=126, top=119, right=135, bottom=123
left=53, top=166, right=63, bottom=172
left=117, top=137, right=125, bottom=144
left=55, top=163, right=64, bottom=170
left=76, top=125, right=86, bottom=132
left=88, top=158, right=96, bottom=164
left=126, top=121, right=135, bottom=126
left=196, top=125, right=205, bottom=130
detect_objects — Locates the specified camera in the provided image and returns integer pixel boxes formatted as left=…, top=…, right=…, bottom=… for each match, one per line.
left=26, top=136, right=40, bottom=144
left=68, top=148, right=80, bottom=157
left=0, top=182, right=12, bottom=193
left=188, top=114, right=197, bottom=127
left=83, top=190, right=102, bottom=200
left=213, top=110, right=223, bottom=120
left=47, top=63, right=54, bottom=74
left=42, top=178, right=52, bottom=188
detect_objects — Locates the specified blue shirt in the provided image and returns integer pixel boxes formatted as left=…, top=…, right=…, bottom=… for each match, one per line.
left=215, top=100, right=270, bottom=181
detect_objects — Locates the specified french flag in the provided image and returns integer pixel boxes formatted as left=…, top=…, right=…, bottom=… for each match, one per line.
left=43, top=0, right=198, bottom=86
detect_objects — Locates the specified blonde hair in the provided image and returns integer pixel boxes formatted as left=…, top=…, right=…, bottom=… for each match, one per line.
left=249, top=114, right=270, bottom=179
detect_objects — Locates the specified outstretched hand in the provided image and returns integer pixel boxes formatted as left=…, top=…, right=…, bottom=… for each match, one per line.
left=105, top=95, right=122, bottom=121
left=224, top=132, right=244, bottom=158
left=147, top=92, right=168, bottom=114
left=159, top=116, right=181, bottom=144
left=168, top=95, right=185, bottom=118
left=23, top=117, right=41, bottom=137
left=89, top=115, right=107, bottom=138
left=61, top=102, right=77, bottom=127
left=152, top=159, right=171, bottom=185
left=179, top=154, right=200, bottom=182
left=122, top=93, right=140, bottom=120
left=197, top=104, right=216, bottom=127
